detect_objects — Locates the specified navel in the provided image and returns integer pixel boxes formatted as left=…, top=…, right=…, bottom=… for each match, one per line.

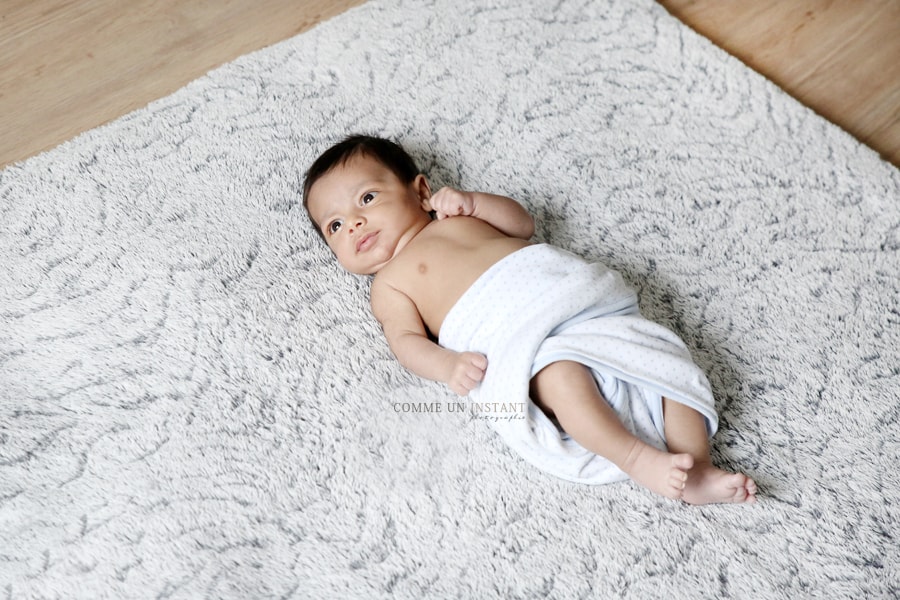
left=418, top=263, right=427, bottom=274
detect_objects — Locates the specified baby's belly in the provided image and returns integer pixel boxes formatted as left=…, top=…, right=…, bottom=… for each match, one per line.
left=412, top=237, right=532, bottom=337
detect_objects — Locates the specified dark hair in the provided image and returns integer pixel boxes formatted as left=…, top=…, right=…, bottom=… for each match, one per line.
left=302, top=135, right=420, bottom=239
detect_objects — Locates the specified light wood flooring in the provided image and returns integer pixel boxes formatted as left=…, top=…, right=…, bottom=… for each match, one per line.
left=1, top=0, right=898, bottom=168
left=658, top=0, right=900, bottom=166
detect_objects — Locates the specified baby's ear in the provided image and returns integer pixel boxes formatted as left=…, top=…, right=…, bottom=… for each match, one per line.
left=414, top=174, right=432, bottom=211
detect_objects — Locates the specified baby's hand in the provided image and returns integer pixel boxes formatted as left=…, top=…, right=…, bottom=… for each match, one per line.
left=447, top=351, right=487, bottom=396
left=430, top=187, right=476, bottom=220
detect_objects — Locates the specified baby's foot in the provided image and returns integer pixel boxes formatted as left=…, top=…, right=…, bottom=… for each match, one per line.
left=621, top=442, right=694, bottom=500
left=682, top=462, right=758, bottom=505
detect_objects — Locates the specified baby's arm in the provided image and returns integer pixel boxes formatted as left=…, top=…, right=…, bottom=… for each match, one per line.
left=371, top=278, right=486, bottom=396
left=429, top=187, right=535, bottom=239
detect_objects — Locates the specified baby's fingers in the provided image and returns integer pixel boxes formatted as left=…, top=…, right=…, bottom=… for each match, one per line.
left=463, top=365, right=485, bottom=385
left=464, top=354, right=487, bottom=380
left=451, top=375, right=478, bottom=396
left=450, top=354, right=487, bottom=396
left=460, top=376, right=483, bottom=395
left=433, top=203, right=460, bottom=220
left=468, top=353, right=488, bottom=370
left=430, top=187, right=474, bottom=219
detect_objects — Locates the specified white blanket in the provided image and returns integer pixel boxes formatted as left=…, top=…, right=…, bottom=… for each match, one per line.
left=439, top=244, right=719, bottom=484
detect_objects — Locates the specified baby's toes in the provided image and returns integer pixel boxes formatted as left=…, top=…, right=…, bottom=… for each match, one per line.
left=671, top=453, right=694, bottom=472
left=668, top=471, right=687, bottom=495
left=728, top=474, right=759, bottom=504
left=731, top=485, right=748, bottom=502
left=745, top=478, right=758, bottom=496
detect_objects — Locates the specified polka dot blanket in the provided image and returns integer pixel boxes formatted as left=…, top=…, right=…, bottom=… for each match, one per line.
left=439, top=243, right=717, bottom=484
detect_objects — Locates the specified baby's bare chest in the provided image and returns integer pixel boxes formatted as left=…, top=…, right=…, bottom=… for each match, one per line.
left=380, top=220, right=531, bottom=335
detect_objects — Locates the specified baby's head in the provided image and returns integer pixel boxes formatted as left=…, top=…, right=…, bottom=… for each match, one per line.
left=303, top=135, right=433, bottom=274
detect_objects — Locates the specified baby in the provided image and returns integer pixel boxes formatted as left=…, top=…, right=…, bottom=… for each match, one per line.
left=303, top=134, right=757, bottom=505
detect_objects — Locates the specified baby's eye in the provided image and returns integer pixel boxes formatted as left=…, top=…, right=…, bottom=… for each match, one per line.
left=327, top=220, right=342, bottom=234
left=362, top=192, right=377, bottom=204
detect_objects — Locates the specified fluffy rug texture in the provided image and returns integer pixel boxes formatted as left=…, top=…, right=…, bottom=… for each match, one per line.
left=2, top=0, right=898, bottom=597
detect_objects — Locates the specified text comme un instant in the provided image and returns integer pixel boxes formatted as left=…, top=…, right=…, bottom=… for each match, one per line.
left=392, top=401, right=526, bottom=421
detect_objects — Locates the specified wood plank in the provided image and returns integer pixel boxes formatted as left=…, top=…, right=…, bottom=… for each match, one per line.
left=658, top=0, right=900, bottom=165
left=0, top=0, right=365, bottom=167
left=1, top=0, right=898, bottom=167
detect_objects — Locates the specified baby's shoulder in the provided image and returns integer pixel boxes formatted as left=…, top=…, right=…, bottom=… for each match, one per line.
left=370, top=263, right=416, bottom=301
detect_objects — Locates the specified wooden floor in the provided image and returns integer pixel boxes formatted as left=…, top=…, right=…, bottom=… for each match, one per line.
left=0, top=0, right=365, bottom=169
left=1, top=0, right=898, bottom=169
left=658, top=0, right=900, bottom=166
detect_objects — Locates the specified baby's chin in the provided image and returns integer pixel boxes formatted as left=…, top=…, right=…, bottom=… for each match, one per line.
left=340, top=258, right=388, bottom=276
left=350, top=250, right=399, bottom=275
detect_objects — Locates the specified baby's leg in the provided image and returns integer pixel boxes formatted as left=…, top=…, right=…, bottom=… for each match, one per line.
left=663, top=398, right=757, bottom=505
left=529, top=361, right=693, bottom=500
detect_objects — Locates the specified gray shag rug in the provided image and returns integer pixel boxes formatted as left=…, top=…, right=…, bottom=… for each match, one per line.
left=2, top=0, right=898, bottom=597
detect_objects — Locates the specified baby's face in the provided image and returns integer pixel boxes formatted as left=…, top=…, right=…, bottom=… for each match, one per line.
left=306, top=154, right=432, bottom=275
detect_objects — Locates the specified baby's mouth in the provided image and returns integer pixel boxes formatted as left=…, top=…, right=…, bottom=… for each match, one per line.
left=356, top=232, right=378, bottom=252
